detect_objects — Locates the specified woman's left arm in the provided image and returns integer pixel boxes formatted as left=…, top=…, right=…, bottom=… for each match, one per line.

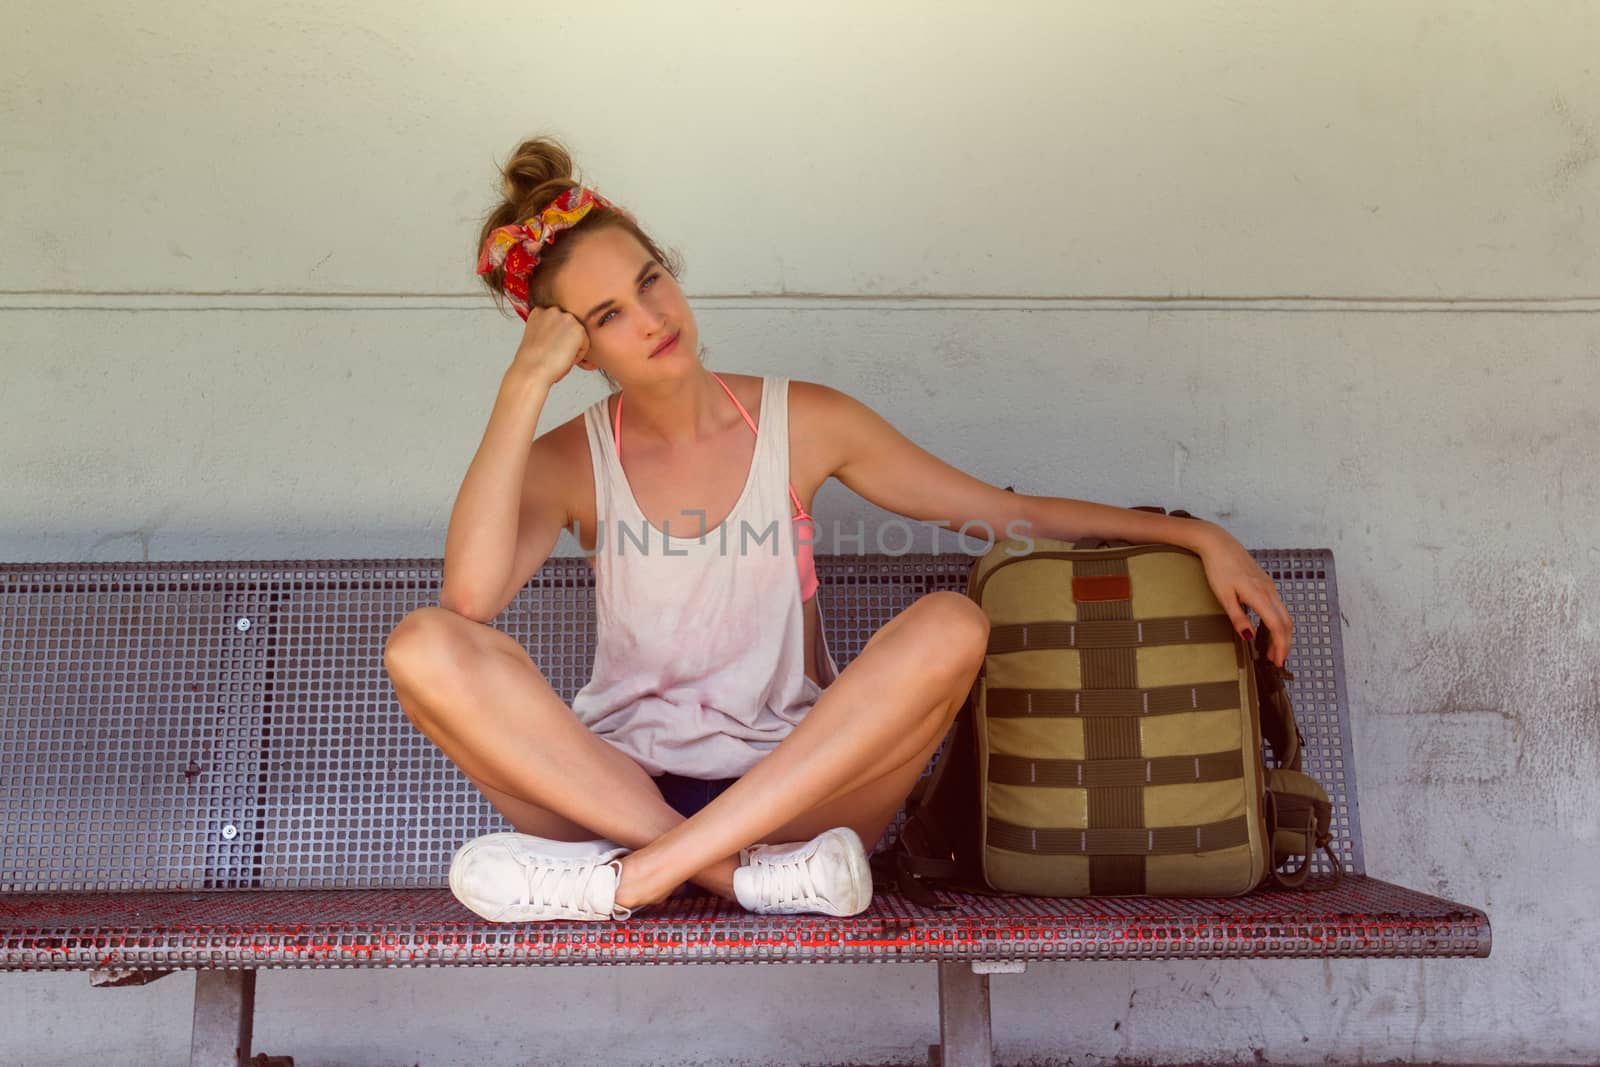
left=812, top=382, right=1294, bottom=667
left=1028, top=496, right=1294, bottom=667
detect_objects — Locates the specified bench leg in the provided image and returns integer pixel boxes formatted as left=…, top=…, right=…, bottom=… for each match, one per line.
left=931, top=961, right=993, bottom=1067
left=190, top=969, right=256, bottom=1067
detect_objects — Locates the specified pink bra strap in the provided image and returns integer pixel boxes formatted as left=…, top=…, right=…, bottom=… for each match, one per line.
left=613, top=389, right=623, bottom=458
left=711, top=375, right=809, bottom=517
left=710, top=372, right=759, bottom=435
left=613, top=375, right=810, bottom=518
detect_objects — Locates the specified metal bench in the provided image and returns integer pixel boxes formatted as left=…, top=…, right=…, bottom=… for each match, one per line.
left=0, top=549, right=1491, bottom=1067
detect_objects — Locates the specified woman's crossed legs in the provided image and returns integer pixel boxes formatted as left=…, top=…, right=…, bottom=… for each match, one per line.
left=382, top=590, right=988, bottom=911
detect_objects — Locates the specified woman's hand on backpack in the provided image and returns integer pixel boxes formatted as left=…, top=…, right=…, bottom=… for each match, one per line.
left=1196, top=525, right=1294, bottom=667
left=510, top=305, right=591, bottom=388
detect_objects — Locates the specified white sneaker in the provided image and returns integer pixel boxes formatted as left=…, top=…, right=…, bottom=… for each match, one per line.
left=731, top=827, right=872, bottom=916
left=449, top=832, right=634, bottom=922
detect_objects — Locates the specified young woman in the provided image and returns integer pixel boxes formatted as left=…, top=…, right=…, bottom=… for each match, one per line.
left=382, top=136, right=1294, bottom=924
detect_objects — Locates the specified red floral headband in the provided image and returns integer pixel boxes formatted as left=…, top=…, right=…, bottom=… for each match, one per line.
left=476, top=186, right=626, bottom=320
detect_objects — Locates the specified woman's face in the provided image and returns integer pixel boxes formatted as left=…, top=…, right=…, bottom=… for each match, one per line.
left=551, top=226, right=696, bottom=384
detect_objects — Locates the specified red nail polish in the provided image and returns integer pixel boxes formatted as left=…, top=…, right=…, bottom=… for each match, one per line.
left=1242, top=628, right=1254, bottom=643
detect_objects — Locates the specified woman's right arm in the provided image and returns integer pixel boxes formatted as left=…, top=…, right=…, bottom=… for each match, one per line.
left=438, top=309, right=591, bottom=621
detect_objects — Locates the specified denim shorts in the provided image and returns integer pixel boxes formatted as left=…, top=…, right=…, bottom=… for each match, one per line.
left=652, top=771, right=741, bottom=819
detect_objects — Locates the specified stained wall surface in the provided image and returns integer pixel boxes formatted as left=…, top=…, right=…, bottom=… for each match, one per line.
left=1, top=3, right=1595, bottom=1064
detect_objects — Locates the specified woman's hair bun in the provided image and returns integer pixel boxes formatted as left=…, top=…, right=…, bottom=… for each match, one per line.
left=499, top=136, right=578, bottom=208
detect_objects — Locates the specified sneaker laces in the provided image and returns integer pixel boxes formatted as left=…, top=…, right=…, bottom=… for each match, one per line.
left=748, top=850, right=825, bottom=909
left=515, top=856, right=631, bottom=919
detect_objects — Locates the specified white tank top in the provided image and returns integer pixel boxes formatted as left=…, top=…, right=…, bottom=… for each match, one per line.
left=570, top=375, right=841, bottom=778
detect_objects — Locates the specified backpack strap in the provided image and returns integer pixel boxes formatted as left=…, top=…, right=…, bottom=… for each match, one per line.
left=873, top=675, right=1007, bottom=906
left=1252, top=625, right=1304, bottom=771
left=1263, top=772, right=1346, bottom=890
left=1247, top=603, right=1346, bottom=890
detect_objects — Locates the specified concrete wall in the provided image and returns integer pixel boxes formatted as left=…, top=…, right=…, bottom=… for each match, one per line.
left=2, top=2, right=1595, bottom=1064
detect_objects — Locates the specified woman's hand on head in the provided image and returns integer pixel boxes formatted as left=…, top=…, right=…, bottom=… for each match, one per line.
left=1194, top=523, right=1294, bottom=667
left=510, top=306, right=591, bottom=388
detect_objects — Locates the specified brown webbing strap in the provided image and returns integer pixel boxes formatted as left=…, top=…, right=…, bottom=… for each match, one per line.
left=986, top=614, right=1235, bottom=654
left=985, top=680, right=1241, bottom=718
left=987, top=815, right=1252, bottom=856
left=1073, top=557, right=1144, bottom=893
left=989, top=750, right=1245, bottom=789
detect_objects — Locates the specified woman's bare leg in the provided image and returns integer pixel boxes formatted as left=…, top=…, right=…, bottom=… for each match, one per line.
left=609, top=590, right=988, bottom=910
left=382, top=606, right=738, bottom=899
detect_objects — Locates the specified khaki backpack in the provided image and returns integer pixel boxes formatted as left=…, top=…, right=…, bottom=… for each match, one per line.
left=875, top=510, right=1344, bottom=902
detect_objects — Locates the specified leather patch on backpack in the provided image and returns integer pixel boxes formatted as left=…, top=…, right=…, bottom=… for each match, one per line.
left=1072, top=574, right=1131, bottom=602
